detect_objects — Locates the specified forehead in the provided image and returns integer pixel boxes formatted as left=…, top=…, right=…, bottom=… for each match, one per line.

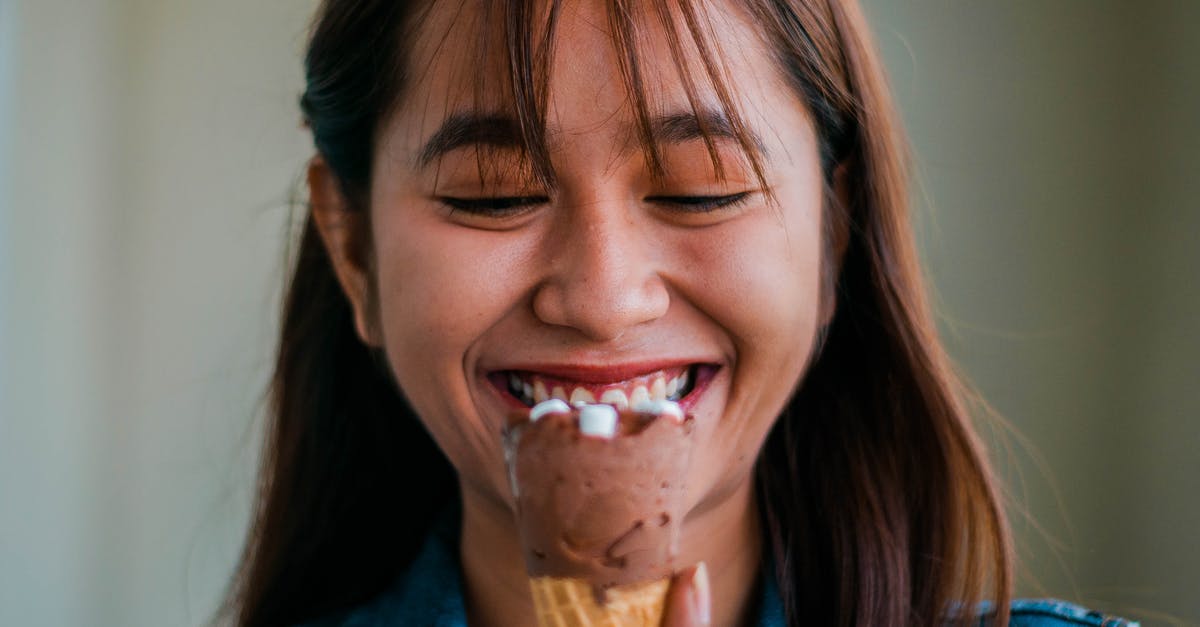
left=384, top=0, right=802, bottom=166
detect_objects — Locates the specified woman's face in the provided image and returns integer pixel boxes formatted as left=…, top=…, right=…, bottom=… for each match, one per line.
left=357, top=1, right=829, bottom=512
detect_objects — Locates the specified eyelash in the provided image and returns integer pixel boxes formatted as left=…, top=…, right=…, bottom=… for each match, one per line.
left=654, top=192, right=752, bottom=212
left=439, top=192, right=753, bottom=216
left=440, top=195, right=547, bottom=216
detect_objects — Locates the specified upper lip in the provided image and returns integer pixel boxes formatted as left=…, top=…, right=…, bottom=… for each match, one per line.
left=488, top=359, right=714, bottom=384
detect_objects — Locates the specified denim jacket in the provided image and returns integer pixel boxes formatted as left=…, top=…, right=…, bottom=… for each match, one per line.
left=304, top=511, right=1138, bottom=627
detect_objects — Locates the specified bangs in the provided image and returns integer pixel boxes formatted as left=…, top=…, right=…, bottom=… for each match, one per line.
left=424, top=0, right=771, bottom=194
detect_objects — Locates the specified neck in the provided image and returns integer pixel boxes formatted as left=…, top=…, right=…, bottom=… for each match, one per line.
left=459, top=477, right=763, bottom=627
left=460, top=484, right=536, bottom=627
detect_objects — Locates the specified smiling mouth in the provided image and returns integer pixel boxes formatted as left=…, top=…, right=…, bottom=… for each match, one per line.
left=494, top=365, right=707, bottom=409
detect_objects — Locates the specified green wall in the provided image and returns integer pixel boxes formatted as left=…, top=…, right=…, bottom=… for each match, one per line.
left=863, top=2, right=1200, bottom=623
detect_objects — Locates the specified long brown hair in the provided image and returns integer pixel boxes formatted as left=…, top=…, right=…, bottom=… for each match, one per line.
left=225, top=1, right=1013, bottom=625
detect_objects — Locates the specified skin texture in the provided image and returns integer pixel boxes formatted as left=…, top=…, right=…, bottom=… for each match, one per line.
left=310, top=1, right=836, bottom=624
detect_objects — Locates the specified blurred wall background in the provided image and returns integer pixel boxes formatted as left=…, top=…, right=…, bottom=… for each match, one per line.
left=0, top=1, right=316, bottom=625
left=863, top=2, right=1200, bottom=623
left=0, top=1, right=1195, bottom=625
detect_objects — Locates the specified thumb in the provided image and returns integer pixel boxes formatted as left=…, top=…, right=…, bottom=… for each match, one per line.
left=660, top=562, right=711, bottom=626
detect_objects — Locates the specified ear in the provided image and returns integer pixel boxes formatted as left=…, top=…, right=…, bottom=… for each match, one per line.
left=820, top=161, right=852, bottom=327
left=307, top=156, right=381, bottom=347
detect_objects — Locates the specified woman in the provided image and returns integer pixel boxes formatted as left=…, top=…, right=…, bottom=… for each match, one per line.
left=225, top=1, right=1136, bottom=625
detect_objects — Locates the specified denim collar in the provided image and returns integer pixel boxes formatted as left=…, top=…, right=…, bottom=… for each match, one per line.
left=305, top=505, right=1137, bottom=627
left=308, top=503, right=785, bottom=626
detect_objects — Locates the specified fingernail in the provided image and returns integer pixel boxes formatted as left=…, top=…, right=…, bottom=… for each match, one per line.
left=692, top=561, right=711, bottom=625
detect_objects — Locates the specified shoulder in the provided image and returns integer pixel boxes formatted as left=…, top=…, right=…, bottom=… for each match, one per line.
left=294, top=505, right=468, bottom=627
left=986, top=599, right=1140, bottom=627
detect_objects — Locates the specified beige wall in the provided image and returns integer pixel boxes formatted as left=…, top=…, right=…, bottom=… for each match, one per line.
left=0, top=1, right=1195, bottom=625
left=0, top=1, right=315, bottom=625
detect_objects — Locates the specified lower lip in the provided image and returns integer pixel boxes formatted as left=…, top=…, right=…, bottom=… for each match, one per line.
left=486, top=364, right=721, bottom=414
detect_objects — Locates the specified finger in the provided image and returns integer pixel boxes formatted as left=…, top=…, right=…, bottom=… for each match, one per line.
left=660, top=561, right=711, bottom=626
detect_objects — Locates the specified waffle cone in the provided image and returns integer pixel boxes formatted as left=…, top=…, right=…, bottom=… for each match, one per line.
left=529, top=576, right=670, bottom=627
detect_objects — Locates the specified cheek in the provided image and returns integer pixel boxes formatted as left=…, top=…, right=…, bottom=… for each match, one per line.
left=362, top=7, right=606, bottom=504
left=368, top=210, right=534, bottom=482
left=673, top=198, right=825, bottom=500
left=373, top=215, right=526, bottom=362
left=679, top=203, right=824, bottom=361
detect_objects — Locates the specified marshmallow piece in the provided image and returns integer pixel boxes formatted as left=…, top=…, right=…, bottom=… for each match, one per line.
left=631, top=399, right=684, bottom=420
left=529, top=398, right=571, bottom=422
left=654, top=400, right=684, bottom=420
left=578, top=404, right=619, bottom=438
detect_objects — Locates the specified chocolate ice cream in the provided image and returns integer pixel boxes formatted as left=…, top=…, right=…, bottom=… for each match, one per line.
left=503, top=401, right=696, bottom=603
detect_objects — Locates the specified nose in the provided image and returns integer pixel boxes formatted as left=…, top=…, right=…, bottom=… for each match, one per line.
left=532, top=199, right=670, bottom=342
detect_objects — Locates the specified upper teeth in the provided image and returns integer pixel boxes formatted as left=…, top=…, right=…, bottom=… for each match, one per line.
left=570, top=388, right=596, bottom=405
left=507, top=369, right=691, bottom=408
left=599, top=389, right=628, bottom=407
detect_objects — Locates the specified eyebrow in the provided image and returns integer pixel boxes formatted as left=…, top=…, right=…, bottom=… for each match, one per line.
left=416, top=107, right=766, bottom=168
left=651, top=108, right=767, bottom=156
left=417, top=112, right=523, bottom=168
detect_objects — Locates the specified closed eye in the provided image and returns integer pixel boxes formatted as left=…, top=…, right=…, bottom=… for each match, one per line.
left=438, top=191, right=752, bottom=217
left=438, top=195, right=548, bottom=216
left=647, top=192, right=752, bottom=212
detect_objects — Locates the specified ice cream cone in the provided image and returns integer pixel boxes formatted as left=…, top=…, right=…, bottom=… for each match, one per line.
left=529, top=576, right=669, bottom=627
